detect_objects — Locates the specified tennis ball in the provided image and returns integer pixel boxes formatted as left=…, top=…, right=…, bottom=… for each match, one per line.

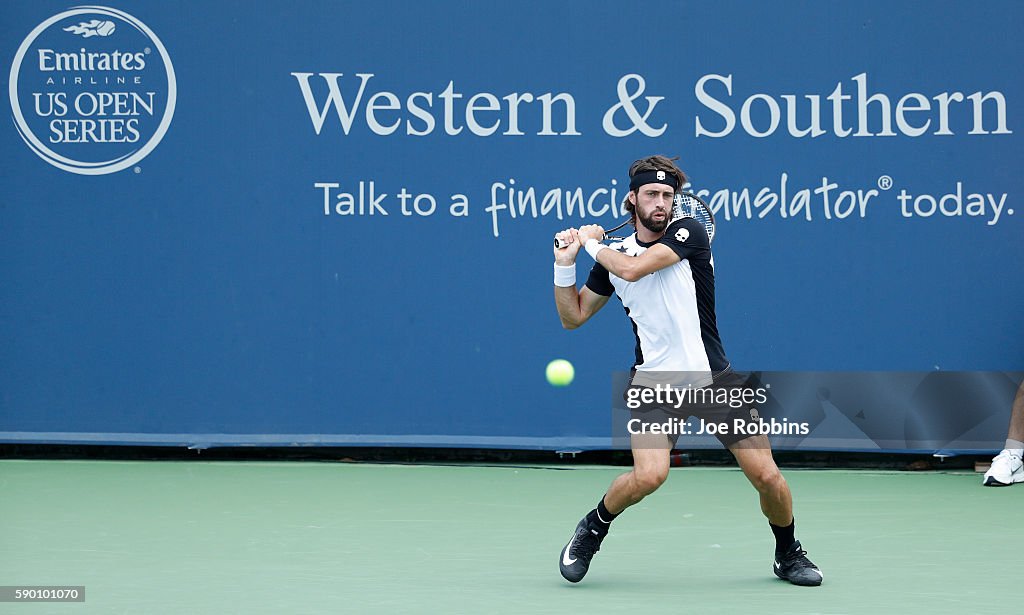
left=546, top=359, right=575, bottom=387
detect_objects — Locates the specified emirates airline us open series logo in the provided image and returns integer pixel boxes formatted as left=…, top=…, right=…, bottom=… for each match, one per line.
left=9, top=6, right=176, bottom=175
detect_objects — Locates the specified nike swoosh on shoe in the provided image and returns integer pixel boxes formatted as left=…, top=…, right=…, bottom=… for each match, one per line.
left=562, top=543, right=577, bottom=566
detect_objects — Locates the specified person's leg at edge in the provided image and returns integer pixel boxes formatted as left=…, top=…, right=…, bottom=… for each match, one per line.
left=1008, top=380, right=1024, bottom=446
left=984, top=379, right=1024, bottom=486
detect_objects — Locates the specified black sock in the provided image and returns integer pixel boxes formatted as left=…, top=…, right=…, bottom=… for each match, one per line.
left=585, top=497, right=618, bottom=534
left=770, top=519, right=796, bottom=555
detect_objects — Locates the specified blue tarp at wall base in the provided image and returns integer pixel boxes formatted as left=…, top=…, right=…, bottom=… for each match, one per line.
left=2, top=2, right=1022, bottom=451
left=7, top=370, right=1018, bottom=455
left=0, top=432, right=610, bottom=451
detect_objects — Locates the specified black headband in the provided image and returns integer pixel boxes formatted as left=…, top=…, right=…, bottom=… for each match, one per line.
left=629, top=170, right=678, bottom=192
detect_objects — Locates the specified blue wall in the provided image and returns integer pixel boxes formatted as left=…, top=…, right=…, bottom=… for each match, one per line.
left=2, top=1, right=1022, bottom=449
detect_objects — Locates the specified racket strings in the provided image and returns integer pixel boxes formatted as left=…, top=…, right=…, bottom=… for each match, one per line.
left=674, top=193, right=716, bottom=243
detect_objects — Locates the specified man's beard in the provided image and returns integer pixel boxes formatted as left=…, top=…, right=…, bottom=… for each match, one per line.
left=637, top=208, right=670, bottom=233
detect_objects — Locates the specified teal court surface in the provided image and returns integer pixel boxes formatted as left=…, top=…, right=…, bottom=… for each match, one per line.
left=1, top=460, right=1020, bottom=614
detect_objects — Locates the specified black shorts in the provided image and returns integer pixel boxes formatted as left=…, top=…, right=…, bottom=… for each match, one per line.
left=626, top=369, right=765, bottom=448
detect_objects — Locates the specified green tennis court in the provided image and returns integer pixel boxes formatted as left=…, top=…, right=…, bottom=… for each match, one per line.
left=1, top=460, right=1020, bottom=614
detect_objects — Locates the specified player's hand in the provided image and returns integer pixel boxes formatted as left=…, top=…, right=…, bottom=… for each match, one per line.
left=553, top=228, right=581, bottom=264
left=577, top=224, right=606, bottom=244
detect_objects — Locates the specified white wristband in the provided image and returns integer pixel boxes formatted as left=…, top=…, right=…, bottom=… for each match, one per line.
left=553, top=263, right=576, bottom=287
left=584, top=239, right=607, bottom=261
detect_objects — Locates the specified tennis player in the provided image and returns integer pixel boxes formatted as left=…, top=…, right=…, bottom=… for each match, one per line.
left=551, top=155, right=822, bottom=586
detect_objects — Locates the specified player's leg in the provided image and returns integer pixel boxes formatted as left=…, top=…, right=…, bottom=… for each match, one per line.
left=730, top=436, right=792, bottom=525
left=730, top=435, right=822, bottom=586
left=604, top=434, right=672, bottom=513
left=984, top=379, right=1024, bottom=486
left=558, top=432, right=671, bottom=583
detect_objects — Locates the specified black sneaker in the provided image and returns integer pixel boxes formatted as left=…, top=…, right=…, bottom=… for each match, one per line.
left=558, top=517, right=606, bottom=583
left=773, top=540, right=823, bottom=586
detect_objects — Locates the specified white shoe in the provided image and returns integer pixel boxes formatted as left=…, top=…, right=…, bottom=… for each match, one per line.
left=983, top=450, right=1024, bottom=486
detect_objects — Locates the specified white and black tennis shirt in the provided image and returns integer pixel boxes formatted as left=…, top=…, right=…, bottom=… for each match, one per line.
left=585, top=217, right=729, bottom=378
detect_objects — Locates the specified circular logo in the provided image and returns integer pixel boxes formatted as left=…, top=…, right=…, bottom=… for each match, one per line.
left=9, top=6, right=176, bottom=175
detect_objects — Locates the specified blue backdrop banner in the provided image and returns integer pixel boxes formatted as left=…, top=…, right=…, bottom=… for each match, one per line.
left=2, top=1, right=1022, bottom=450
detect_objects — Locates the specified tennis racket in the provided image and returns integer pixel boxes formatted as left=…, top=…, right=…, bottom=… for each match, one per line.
left=553, top=217, right=632, bottom=249
left=673, top=191, right=716, bottom=244
left=553, top=191, right=715, bottom=248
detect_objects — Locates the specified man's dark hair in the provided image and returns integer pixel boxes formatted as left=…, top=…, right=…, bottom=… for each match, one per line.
left=624, top=155, right=687, bottom=221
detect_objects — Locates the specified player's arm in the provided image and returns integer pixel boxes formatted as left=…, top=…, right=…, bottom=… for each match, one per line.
left=555, top=285, right=609, bottom=330
left=553, top=228, right=611, bottom=329
left=575, top=223, right=681, bottom=281
left=578, top=219, right=707, bottom=282
left=592, top=242, right=680, bottom=282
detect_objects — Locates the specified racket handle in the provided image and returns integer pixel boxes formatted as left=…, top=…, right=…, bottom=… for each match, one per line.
left=554, top=233, right=605, bottom=249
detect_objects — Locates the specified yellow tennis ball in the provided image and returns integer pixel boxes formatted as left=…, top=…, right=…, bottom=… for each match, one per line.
left=546, top=359, right=575, bottom=387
